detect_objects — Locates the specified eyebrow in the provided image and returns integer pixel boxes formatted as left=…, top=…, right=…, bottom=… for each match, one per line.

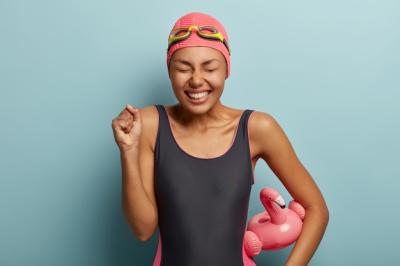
left=174, top=59, right=219, bottom=66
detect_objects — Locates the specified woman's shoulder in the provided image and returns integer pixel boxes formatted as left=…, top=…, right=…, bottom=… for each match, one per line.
left=248, top=109, right=280, bottom=136
left=247, top=109, right=286, bottom=157
left=137, top=104, right=160, bottom=125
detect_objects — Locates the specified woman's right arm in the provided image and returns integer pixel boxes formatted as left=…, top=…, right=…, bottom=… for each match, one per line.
left=112, top=105, right=158, bottom=242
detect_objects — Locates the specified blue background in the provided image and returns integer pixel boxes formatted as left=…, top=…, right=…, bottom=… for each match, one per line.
left=1, top=0, right=399, bottom=265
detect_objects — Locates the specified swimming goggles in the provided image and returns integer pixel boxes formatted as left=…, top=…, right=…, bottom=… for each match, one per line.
left=167, top=25, right=231, bottom=55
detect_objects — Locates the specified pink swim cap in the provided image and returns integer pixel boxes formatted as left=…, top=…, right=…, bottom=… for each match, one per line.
left=166, top=12, right=231, bottom=79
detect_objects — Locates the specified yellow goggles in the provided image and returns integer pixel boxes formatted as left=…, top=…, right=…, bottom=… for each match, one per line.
left=167, top=25, right=231, bottom=55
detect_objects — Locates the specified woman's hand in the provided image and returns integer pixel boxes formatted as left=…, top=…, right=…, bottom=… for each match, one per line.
left=111, top=104, right=142, bottom=152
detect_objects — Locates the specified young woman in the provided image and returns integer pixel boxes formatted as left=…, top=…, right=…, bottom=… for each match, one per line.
left=111, top=12, right=329, bottom=266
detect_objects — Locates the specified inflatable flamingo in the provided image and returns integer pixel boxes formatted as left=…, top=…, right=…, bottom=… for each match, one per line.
left=243, top=187, right=306, bottom=257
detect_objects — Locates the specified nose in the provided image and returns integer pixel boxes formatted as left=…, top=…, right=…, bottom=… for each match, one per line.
left=188, top=69, right=204, bottom=88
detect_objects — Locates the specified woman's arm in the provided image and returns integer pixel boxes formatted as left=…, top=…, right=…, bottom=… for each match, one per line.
left=250, top=111, right=329, bottom=266
left=119, top=106, right=159, bottom=242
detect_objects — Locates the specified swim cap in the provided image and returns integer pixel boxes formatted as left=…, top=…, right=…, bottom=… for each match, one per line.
left=166, top=12, right=231, bottom=79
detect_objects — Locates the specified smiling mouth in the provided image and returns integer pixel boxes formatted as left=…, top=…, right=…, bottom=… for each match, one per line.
left=184, top=90, right=212, bottom=100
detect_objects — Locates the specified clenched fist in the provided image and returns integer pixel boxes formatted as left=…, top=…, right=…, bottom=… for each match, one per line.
left=111, top=104, right=142, bottom=152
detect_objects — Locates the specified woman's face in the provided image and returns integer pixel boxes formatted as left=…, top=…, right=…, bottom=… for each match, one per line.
left=168, top=46, right=227, bottom=111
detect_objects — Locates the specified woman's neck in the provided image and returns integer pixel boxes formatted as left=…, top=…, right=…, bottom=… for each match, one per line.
left=170, top=102, right=230, bottom=131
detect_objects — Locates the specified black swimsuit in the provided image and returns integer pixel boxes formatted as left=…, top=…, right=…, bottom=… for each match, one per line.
left=152, top=104, right=256, bottom=266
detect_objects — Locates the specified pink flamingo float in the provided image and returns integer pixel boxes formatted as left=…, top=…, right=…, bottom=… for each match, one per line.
left=242, top=187, right=306, bottom=261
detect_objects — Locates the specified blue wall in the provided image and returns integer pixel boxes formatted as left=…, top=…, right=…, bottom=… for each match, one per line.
left=1, top=1, right=399, bottom=265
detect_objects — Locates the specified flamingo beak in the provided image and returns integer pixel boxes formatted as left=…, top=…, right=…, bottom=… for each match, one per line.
left=274, top=195, right=286, bottom=209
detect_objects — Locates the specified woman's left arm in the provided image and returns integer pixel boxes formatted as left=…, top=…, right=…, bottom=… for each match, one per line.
left=250, top=112, right=329, bottom=266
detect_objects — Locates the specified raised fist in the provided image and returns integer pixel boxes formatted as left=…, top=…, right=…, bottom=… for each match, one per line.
left=111, top=104, right=142, bottom=152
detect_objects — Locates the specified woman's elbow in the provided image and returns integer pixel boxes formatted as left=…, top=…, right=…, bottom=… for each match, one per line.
left=307, top=204, right=330, bottom=221
left=137, top=222, right=158, bottom=242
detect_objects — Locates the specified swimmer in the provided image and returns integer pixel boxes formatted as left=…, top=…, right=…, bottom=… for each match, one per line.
left=111, top=11, right=329, bottom=266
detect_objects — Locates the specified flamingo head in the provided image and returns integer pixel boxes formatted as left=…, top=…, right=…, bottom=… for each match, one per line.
left=260, top=188, right=286, bottom=209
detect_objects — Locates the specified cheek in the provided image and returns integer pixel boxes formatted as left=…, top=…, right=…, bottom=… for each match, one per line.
left=208, top=74, right=225, bottom=88
left=170, top=74, right=186, bottom=86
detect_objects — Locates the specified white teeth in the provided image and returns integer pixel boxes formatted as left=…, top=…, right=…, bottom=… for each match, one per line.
left=187, top=91, right=210, bottom=99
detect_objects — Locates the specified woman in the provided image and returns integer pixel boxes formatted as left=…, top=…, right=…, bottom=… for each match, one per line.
left=111, top=12, right=329, bottom=266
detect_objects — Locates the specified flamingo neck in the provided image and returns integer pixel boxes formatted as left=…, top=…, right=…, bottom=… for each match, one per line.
left=264, top=201, right=286, bottom=224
